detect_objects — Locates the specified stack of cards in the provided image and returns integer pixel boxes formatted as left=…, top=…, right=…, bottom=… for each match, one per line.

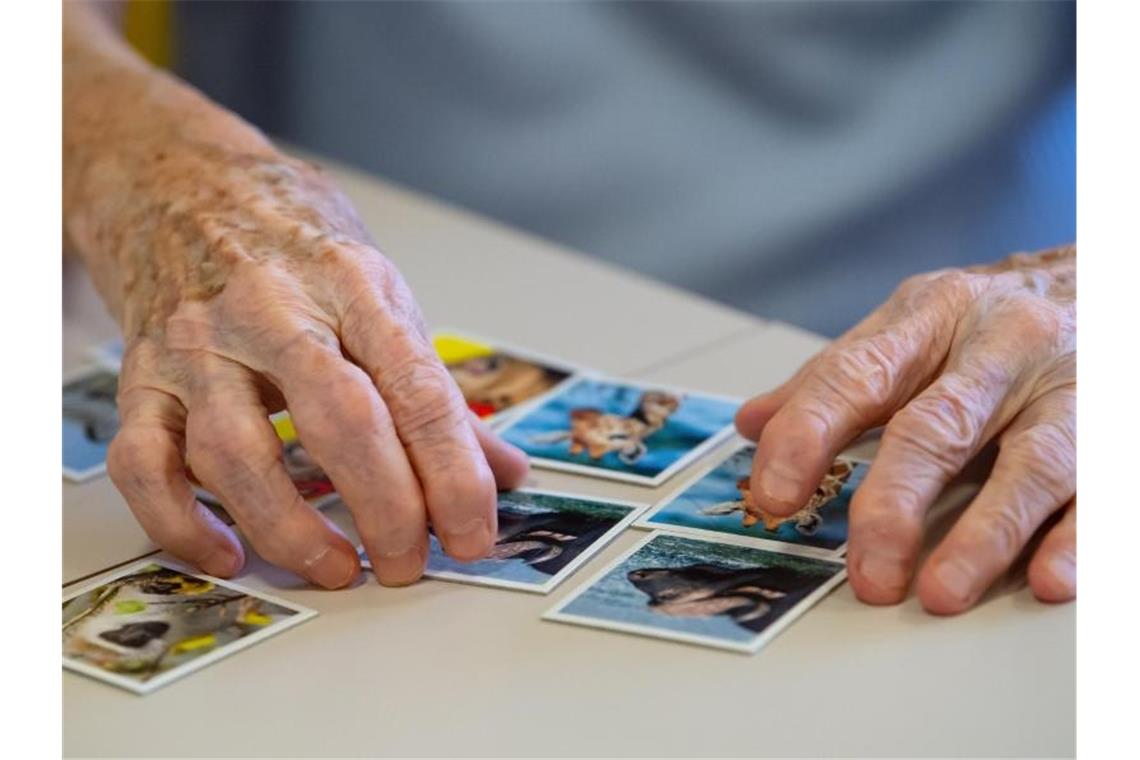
left=66, top=329, right=865, bottom=694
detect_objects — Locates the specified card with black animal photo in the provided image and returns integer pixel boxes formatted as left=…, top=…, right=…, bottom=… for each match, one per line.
left=636, top=441, right=868, bottom=559
left=62, top=560, right=316, bottom=694
left=63, top=366, right=120, bottom=482
left=359, top=489, right=643, bottom=593
left=496, top=375, right=739, bottom=486
left=544, top=532, right=846, bottom=653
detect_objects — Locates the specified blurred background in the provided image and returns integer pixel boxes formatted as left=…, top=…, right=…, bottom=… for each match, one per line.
left=127, top=0, right=1075, bottom=337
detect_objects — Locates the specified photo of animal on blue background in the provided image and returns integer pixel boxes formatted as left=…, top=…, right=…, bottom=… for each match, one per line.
left=545, top=533, right=846, bottom=653
left=360, top=490, right=641, bottom=593
left=497, top=376, right=739, bottom=485
left=63, top=366, right=120, bottom=481
left=638, top=444, right=868, bottom=557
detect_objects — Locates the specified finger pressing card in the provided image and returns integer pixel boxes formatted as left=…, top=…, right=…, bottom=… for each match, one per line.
left=62, top=560, right=316, bottom=694
left=637, top=441, right=867, bottom=559
left=359, top=489, right=644, bottom=594
left=496, top=375, right=739, bottom=487
left=544, top=532, right=846, bottom=654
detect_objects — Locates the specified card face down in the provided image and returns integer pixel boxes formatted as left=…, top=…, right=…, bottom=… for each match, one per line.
left=360, top=489, right=643, bottom=594
left=545, top=532, right=846, bottom=654
left=63, top=366, right=120, bottom=481
left=62, top=560, right=316, bottom=694
left=637, top=443, right=868, bottom=559
left=432, top=331, right=578, bottom=425
left=497, top=376, right=739, bottom=486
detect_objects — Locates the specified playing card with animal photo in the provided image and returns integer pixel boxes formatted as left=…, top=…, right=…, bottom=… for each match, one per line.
left=63, top=366, right=120, bottom=481
left=62, top=560, right=316, bottom=694
left=544, top=532, right=846, bottom=654
left=636, top=442, right=867, bottom=558
left=359, top=489, right=642, bottom=593
left=433, top=330, right=579, bottom=424
left=496, top=376, right=739, bottom=486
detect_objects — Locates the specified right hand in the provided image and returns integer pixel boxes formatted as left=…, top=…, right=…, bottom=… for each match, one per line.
left=88, top=139, right=529, bottom=588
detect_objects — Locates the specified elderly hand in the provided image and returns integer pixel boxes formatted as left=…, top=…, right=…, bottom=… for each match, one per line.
left=64, top=2, right=529, bottom=590
left=735, top=246, right=1075, bottom=613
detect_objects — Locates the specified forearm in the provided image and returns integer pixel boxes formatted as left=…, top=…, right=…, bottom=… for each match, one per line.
left=63, top=0, right=277, bottom=322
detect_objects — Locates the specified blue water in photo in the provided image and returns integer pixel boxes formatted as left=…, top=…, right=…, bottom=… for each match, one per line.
left=500, top=378, right=738, bottom=478
left=647, top=446, right=868, bottom=551
left=560, top=534, right=842, bottom=644
left=62, top=369, right=119, bottom=475
left=425, top=491, right=634, bottom=586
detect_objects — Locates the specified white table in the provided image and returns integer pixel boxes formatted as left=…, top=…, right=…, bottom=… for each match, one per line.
left=63, top=155, right=1075, bottom=758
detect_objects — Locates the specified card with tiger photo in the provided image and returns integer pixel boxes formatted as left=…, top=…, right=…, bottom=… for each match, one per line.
left=432, top=329, right=582, bottom=426
left=544, top=531, right=846, bottom=654
left=495, top=375, right=739, bottom=486
left=635, top=441, right=868, bottom=559
left=62, top=560, right=316, bottom=694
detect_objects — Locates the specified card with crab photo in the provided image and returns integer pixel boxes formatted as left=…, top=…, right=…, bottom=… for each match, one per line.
left=63, top=559, right=317, bottom=694
left=495, top=375, right=740, bottom=487
left=635, top=441, right=868, bottom=559
left=432, top=329, right=583, bottom=427
left=358, top=489, right=644, bottom=594
left=544, top=531, right=847, bottom=654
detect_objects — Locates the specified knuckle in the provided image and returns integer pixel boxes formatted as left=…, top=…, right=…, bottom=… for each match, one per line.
left=894, top=389, right=982, bottom=461
left=1002, top=422, right=1076, bottom=502
left=817, top=333, right=907, bottom=415
left=974, top=501, right=1035, bottom=559
left=188, top=412, right=279, bottom=490
left=378, top=356, right=468, bottom=444
left=881, top=407, right=969, bottom=480
left=107, top=428, right=170, bottom=496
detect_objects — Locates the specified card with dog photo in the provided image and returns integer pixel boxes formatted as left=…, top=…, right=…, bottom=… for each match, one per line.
left=636, top=442, right=868, bottom=559
left=433, top=330, right=581, bottom=426
left=358, top=489, right=643, bottom=593
left=63, top=366, right=120, bottom=482
left=544, top=532, right=846, bottom=654
left=63, top=560, right=316, bottom=694
left=496, top=376, right=739, bottom=486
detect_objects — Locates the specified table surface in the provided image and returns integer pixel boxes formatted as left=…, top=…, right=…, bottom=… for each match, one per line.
left=63, top=154, right=1074, bottom=758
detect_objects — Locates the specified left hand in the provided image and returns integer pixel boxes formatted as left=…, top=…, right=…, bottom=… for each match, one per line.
left=735, top=245, right=1075, bottom=614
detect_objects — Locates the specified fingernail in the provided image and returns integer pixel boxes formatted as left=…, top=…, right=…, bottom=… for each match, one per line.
left=857, top=552, right=909, bottom=594
left=376, top=545, right=426, bottom=587
left=1047, top=552, right=1076, bottom=592
left=758, top=459, right=803, bottom=508
left=201, top=548, right=241, bottom=578
left=442, top=517, right=492, bottom=561
left=303, top=545, right=358, bottom=589
left=932, top=558, right=978, bottom=604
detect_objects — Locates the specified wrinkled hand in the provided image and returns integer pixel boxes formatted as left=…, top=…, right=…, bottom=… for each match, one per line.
left=92, top=142, right=528, bottom=588
left=736, top=246, right=1075, bottom=613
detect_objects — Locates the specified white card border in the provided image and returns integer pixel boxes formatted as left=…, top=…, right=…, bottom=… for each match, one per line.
left=62, top=558, right=318, bottom=695
left=86, top=337, right=125, bottom=371
left=62, top=364, right=120, bottom=482
left=494, top=373, right=741, bottom=487
left=430, top=327, right=586, bottom=428
left=361, top=488, right=649, bottom=594
left=543, top=530, right=847, bottom=654
left=633, top=440, right=870, bottom=560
